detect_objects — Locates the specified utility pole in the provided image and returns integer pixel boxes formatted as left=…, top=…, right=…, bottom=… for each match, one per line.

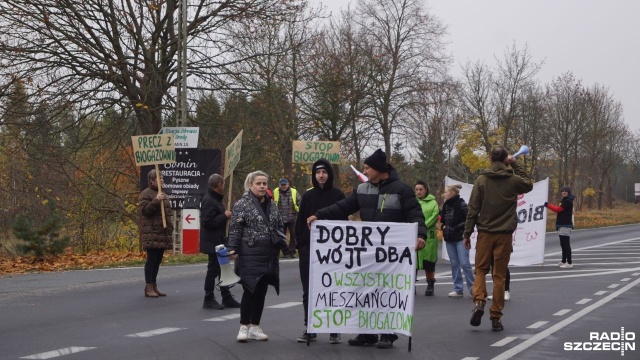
left=176, top=0, right=188, bottom=128
left=174, top=0, right=189, bottom=252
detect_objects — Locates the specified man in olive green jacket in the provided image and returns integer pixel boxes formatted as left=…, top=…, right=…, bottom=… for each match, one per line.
left=463, top=145, right=533, bottom=331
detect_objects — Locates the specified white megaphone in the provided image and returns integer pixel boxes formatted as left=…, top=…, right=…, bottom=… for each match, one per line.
left=513, top=145, right=530, bottom=158
left=215, top=244, right=241, bottom=287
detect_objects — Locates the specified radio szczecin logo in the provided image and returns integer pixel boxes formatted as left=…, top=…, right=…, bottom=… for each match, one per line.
left=564, top=327, right=635, bottom=356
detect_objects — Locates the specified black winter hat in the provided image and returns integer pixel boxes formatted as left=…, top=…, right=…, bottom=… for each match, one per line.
left=561, top=186, right=571, bottom=194
left=364, top=149, right=389, bottom=172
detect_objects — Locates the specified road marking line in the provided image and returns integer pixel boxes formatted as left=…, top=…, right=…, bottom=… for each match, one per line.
left=553, top=309, right=571, bottom=316
left=125, top=327, right=185, bottom=338
left=594, top=291, right=607, bottom=296
left=620, top=278, right=631, bottom=282
left=461, top=358, right=479, bottom=360
left=608, top=284, right=620, bottom=289
left=491, top=337, right=518, bottom=347
left=221, top=314, right=240, bottom=319
left=492, top=276, right=640, bottom=360
left=545, top=237, right=640, bottom=256
left=576, top=298, right=591, bottom=305
left=266, top=301, right=302, bottom=309
left=20, top=347, right=96, bottom=359
left=633, top=273, right=640, bottom=276
left=202, top=317, right=226, bottom=322
left=527, top=321, right=549, bottom=329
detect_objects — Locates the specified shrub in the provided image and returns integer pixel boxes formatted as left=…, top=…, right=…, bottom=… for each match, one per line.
left=12, top=200, right=70, bottom=259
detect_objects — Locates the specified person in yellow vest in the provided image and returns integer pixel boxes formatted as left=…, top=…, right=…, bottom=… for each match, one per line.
left=273, top=178, right=301, bottom=258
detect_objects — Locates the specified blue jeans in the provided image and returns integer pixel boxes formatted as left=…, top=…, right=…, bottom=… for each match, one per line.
left=446, top=241, right=474, bottom=294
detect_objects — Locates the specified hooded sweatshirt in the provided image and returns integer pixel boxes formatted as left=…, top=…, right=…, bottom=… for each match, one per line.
left=464, top=160, right=533, bottom=237
left=295, top=159, right=347, bottom=248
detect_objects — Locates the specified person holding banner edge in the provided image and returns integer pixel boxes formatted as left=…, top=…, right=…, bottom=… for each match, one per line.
left=545, top=186, right=575, bottom=269
left=414, top=180, right=439, bottom=296
left=295, top=158, right=346, bottom=344
left=138, top=169, right=173, bottom=298
left=307, top=148, right=426, bottom=349
left=463, top=146, right=533, bottom=331
left=227, top=171, right=287, bottom=342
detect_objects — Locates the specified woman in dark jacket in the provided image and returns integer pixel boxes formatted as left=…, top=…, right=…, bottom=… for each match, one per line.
left=440, top=184, right=474, bottom=297
left=138, top=169, right=173, bottom=298
left=228, top=170, right=285, bottom=343
left=545, top=186, right=575, bottom=269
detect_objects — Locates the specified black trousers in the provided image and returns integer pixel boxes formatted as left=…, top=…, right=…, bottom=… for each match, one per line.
left=560, top=235, right=572, bottom=264
left=240, top=276, right=270, bottom=325
left=144, top=249, right=165, bottom=283
left=299, top=245, right=311, bottom=326
left=204, top=254, right=221, bottom=293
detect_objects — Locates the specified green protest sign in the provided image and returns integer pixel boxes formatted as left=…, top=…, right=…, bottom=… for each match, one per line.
left=292, top=140, right=340, bottom=164
left=131, top=134, right=176, bottom=166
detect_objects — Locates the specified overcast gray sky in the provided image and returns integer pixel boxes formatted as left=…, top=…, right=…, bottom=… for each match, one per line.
left=313, top=0, right=640, bottom=132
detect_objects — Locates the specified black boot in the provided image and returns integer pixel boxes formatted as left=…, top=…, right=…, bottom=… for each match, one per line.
left=425, top=279, right=435, bottom=296
left=203, top=292, right=224, bottom=310
left=221, top=286, right=241, bottom=308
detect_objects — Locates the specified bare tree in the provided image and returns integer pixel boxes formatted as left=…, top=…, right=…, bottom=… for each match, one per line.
left=355, top=0, right=447, bottom=156
left=0, top=0, right=299, bottom=135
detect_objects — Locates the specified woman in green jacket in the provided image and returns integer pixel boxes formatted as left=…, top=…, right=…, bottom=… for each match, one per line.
left=415, top=180, right=439, bottom=296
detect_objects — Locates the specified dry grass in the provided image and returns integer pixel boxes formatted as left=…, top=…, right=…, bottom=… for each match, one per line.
left=546, top=203, right=640, bottom=232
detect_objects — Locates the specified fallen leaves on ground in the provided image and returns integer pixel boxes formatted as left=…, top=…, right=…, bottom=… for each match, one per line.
left=0, top=251, right=145, bottom=275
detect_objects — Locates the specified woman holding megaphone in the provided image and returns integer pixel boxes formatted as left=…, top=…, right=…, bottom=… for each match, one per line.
left=227, top=171, right=286, bottom=343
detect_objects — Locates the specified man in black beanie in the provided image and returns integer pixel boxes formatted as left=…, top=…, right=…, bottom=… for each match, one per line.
left=307, top=149, right=426, bottom=349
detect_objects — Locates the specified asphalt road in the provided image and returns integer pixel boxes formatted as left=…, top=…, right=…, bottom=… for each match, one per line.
left=1, top=224, right=639, bottom=360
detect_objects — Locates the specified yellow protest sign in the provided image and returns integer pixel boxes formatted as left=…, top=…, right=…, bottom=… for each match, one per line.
left=131, top=134, right=176, bottom=166
left=292, top=140, right=340, bottom=164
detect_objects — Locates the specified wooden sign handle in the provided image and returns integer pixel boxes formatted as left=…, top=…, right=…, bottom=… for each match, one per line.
left=155, top=164, right=167, bottom=228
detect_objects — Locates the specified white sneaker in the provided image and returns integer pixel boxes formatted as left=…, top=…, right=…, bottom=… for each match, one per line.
left=557, top=261, right=565, bottom=267
left=560, top=263, right=573, bottom=269
left=237, top=325, right=249, bottom=342
left=248, top=325, right=268, bottom=341
left=486, top=295, right=493, bottom=300
left=448, top=291, right=463, bottom=297
left=505, top=291, right=511, bottom=301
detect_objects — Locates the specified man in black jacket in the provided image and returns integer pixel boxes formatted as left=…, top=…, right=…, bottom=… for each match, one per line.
left=295, top=158, right=346, bottom=344
left=200, top=174, right=240, bottom=309
left=307, top=149, right=427, bottom=349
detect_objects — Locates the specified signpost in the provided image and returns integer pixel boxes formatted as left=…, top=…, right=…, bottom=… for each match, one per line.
left=224, top=130, right=243, bottom=209
left=159, top=127, right=199, bottom=148
left=132, top=134, right=176, bottom=228
left=292, top=140, right=340, bottom=164
left=181, top=208, right=200, bottom=254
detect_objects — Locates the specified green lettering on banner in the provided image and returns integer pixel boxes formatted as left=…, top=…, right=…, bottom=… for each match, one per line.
left=131, top=134, right=176, bottom=166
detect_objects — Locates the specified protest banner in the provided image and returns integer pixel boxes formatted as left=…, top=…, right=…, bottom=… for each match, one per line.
left=292, top=140, right=340, bottom=164
left=132, top=134, right=176, bottom=228
left=308, top=220, right=417, bottom=337
left=442, top=177, right=549, bottom=266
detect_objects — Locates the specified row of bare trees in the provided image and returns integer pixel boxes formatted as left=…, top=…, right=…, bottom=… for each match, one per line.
left=0, top=0, right=637, bottom=253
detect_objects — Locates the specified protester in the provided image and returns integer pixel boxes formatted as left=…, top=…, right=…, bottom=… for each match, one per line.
left=545, top=186, right=575, bottom=269
left=138, top=169, right=173, bottom=298
left=227, top=171, right=286, bottom=342
left=307, top=149, right=426, bottom=349
left=464, top=146, right=533, bottom=331
left=200, top=173, right=241, bottom=310
left=415, top=180, right=439, bottom=296
left=440, top=184, right=474, bottom=298
left=274, top=178, right=301, bottom=258
left=295, top=159, right=346, bottom=344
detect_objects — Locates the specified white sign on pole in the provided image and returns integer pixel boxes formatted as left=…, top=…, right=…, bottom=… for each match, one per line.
left=442, top=177, right=549, bottom=266
left=159, top=127, right=199, bottom=148
left=308, top=220, right=417, bottom=337
left=224, top=130, right=243, bottom=179
left=635, top=183, right=640, bottom=196
left=181, top=209, right=200, bottom=230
